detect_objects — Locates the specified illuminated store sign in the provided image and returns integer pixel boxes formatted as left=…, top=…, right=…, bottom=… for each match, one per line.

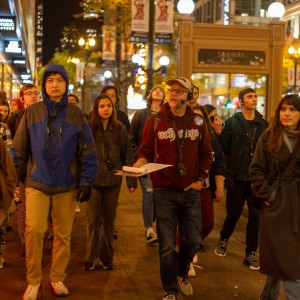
left=198, top=49, right=266, bottom=66
left=13, top=60, right=26, bottom=64
left=0, top=17, right=16, bottom=31
left=4, top=41, right=22, bottom=53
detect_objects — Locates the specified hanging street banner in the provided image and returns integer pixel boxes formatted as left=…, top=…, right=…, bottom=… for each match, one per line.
left=121, top=26, right=134, bottom=61
left=288, top=66, right=300, bottom=87
left=131, top=0, right=149, bottom=43
left=76, top=63, right=84, bottom=83
left=102, top=25, right=116, bottom=61
left=155, top=0, right=173, bottom=44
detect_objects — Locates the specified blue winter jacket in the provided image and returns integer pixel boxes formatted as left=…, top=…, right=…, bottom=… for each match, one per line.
left=10, top=64, right=98, bottom=194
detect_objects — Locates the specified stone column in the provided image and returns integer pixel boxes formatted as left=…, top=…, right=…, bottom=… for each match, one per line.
left=268, top=20, right=285, bottom=118
left=176, top=16, right=194, bottom=78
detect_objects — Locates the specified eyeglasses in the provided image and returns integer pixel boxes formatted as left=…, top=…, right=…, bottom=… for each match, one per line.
left=24, top=91, right=40, bottom=96
left=167, top=88, right=189, bottom=95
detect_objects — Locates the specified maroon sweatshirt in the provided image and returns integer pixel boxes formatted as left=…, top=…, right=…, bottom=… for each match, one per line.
left=138, top=103, right=212, bottom=191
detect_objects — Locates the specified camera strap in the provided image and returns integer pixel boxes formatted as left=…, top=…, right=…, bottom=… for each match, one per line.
left=171, top=114, right=187, bottom=163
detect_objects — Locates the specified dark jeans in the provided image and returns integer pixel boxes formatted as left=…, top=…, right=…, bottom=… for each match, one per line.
left=86, top=186, right=121, bottom=264
left=16, top=182, right=26, bottom=249
left=153, top=186, right=202, bottom=295
left=260, top=276, right=300, bottom=300
left=220, top=180, right=260, bottom=255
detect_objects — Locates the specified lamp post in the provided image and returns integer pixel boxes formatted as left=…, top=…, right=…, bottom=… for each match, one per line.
left=78, top=36, right=96, bottom=113
left=288, top=45, right=300, bottom=93
left=145, top=0, right=155, bottom=96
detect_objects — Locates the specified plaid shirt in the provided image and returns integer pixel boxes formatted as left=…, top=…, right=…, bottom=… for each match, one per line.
left=0, top=122, right=12, bottom=149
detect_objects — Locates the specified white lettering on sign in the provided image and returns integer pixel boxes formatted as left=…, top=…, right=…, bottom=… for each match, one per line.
left=0, top=18, right=15, bottom=31
left=217, top=51, right=245, bottom=59
left=5, top=41, right=22, bottom=53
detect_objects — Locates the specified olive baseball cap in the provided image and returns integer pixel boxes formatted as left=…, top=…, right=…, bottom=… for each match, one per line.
left=166, top=77, right=193, bottom=93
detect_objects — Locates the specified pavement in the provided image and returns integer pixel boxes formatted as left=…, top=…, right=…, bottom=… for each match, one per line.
left=0, top=180, right=285, bottom=300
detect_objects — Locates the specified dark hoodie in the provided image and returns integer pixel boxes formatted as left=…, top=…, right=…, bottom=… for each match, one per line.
left=219, top=111, right=268, bottom=180
left=10, top=64, right=98, bottom=194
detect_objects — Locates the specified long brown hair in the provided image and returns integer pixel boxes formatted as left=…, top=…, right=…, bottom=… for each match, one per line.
left=0, top=99, right=10, bottom=123
left=267, top=94, right=300, bottom=152
left=100, top=85, right=120, bottom=104
left=89, top=94, right=122, bottom=143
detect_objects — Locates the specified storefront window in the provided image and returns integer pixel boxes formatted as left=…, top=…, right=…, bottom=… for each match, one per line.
left=192, top=72, right=267, bottom=121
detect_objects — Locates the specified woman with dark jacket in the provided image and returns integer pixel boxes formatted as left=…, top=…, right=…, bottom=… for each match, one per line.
left=84, top=94, right=137, bottom=271
left=250, top=94, right=300, bottom=299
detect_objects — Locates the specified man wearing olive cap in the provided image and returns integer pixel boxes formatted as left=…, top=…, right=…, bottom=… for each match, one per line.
left=134, top=77, right=212, bottom=299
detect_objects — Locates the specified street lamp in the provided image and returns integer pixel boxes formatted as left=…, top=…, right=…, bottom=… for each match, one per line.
left=78, top=37, right=96, bottom=113
left=177, top=0, right=195, bottom=15
left=288, top=45, right=300, bottom=93
left=267, top=2, right=285, bottom=20
left=104, top=70, right=113, bottom=86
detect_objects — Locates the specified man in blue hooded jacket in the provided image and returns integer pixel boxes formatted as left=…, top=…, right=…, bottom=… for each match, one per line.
left=10, top=64, right=98, bottom=299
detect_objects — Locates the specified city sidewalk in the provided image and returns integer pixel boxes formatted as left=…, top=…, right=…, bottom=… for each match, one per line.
left=1, top=180, right=285, bottom=300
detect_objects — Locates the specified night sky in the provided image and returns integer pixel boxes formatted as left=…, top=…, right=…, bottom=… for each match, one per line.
left=43, top=0, right=82, bottom=64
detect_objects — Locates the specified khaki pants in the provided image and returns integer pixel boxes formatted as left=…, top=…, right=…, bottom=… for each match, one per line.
left=25, top=187, right=76, bottom=284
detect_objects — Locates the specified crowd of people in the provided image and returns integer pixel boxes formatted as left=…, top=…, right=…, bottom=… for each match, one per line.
left=0, top=64, right=299, bottom=300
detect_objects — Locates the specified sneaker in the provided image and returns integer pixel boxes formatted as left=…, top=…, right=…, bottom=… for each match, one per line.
left=50, top=281, right=69, bottom=297
left=188, top=263, right=196, bottom=278
left=146, top=231, right=158, bottom=244
left=243, top=252, right=260, bottom=270
left=75, top=203, right=80, bottom=213
left=215, top=237, right=228, bottom=256
left=192, top=254, right=198, bottom=264
left=163, top=293, right=178, bottom=300
left=23, top=284, right=41, bottom=300
left=114, top=230, right=118, bottom=240
left=83, top=260, right=97, bottom=271
left=100, top=261, right=114, bottom=270
left=178, top=276, right=193, bottom=296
